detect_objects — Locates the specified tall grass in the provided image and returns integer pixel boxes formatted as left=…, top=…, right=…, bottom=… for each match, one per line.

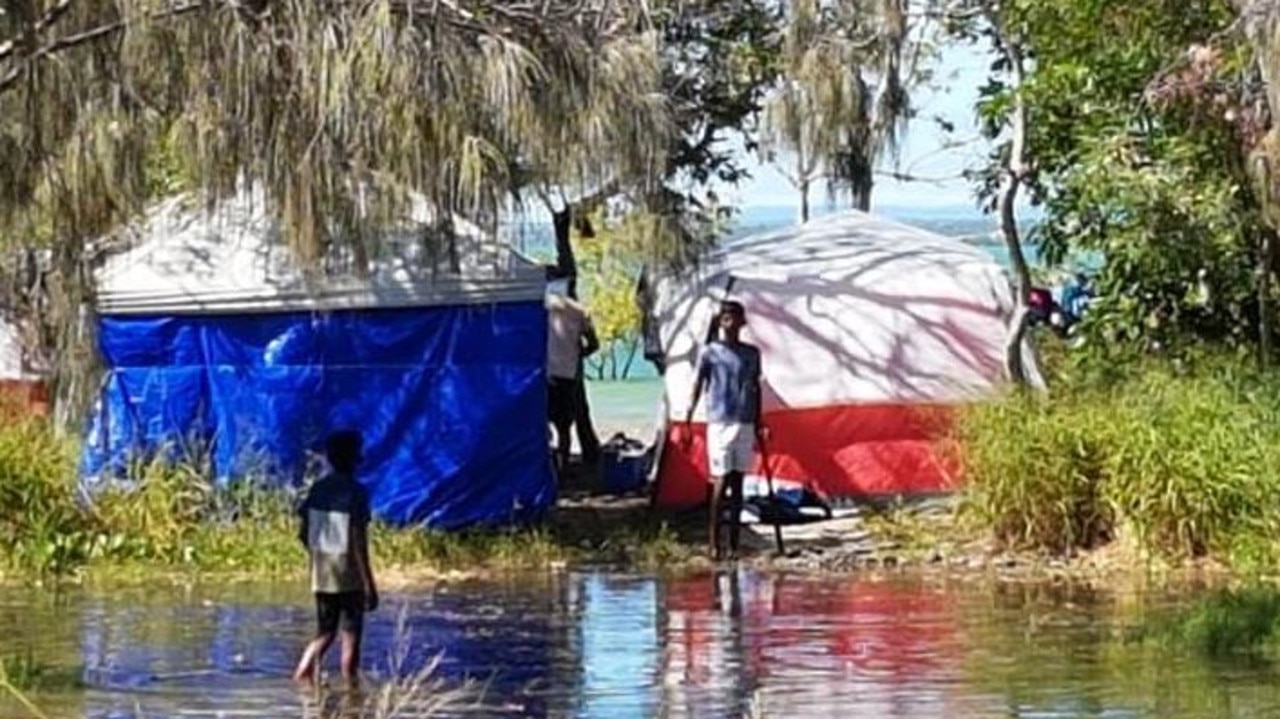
left=0, top=655, right=56, bottom=719
left=0, top=416, right=692, bottom=580
left=0, top=417, right=308, bottom=578
left=957, top=354, right=1280, bottom=566
left=0, top=419, right=95, bottom=576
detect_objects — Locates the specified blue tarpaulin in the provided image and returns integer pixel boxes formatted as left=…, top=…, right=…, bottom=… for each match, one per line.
left=81, top=300, right=555, bottom=529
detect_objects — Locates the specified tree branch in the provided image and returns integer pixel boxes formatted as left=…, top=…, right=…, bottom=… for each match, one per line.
left=0, top=0, right=638, bottom=98
left=0, top=0, right=79, bottom=63
left=570, top=177, right=622, bottom=213
left=0, top=1, right=207, bottom=96
left=874, top=169, right=966, bottom=185
left=1142, top=16, right=1248, bottom=105
left=982, top=3, right=1034, bottom=386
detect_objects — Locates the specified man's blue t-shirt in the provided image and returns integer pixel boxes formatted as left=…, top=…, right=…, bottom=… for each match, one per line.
left=697, top=340, right=762, bottom=424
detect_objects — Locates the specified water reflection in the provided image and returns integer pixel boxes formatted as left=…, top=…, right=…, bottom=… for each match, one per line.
left=3, top=570, right=1280, bottom=717
left=659, top=570, right=968, bottom=717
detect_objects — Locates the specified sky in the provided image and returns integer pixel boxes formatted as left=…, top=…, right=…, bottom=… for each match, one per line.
left=719, top=41, right=993, bottom=213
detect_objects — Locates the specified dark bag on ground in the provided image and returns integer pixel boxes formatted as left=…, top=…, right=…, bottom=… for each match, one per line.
left=746, top=486, right=833, bottom=526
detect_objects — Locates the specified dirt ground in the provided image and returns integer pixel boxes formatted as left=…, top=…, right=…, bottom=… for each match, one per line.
left=548, top=457, right=1235, bottom=586
left=550, top=456, right=942, bottom=569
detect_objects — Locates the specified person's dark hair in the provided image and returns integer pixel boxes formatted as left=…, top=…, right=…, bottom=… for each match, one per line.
left=719, top=300, right=746, bottom=320
left=325, top=430, right=363, bottom=473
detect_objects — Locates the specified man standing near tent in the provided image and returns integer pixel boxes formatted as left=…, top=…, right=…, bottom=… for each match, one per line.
left=683, top=300, right=764, bottom=561
left=547, top=288, right=600, bottom=476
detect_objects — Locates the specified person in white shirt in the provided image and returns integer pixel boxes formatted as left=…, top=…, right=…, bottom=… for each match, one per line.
left=546, top=291, right=599, bottom=474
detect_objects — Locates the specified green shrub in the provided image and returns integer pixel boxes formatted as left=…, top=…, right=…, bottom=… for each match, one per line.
left=0, top=420, right=95, bottom=576
left=0, top=651, right=83, bottom=693
left=955, top=386, right=1116, bottom=553
left=958, top=354, right=1280, bottom=564
left=1102, top=370, right=1280, bottom=557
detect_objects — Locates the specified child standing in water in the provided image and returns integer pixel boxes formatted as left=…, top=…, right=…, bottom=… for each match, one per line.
left=293, top=430, right=379, bottom=689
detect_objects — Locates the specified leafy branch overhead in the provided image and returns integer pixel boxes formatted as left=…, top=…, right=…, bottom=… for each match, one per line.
left=0, top=0, right=673, bottom=265
left=762, top=0, right=922, bottom=221
left=951, top=0, right=1275, bottom=358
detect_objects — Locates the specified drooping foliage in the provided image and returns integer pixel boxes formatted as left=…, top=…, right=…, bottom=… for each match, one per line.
left=0, top=0, right=674, bottom=260
left=762, top=0, right=921, bottom=220
left=962, top=0, right=1266, bottom=356
left=0, top=0, right=681, bottom=420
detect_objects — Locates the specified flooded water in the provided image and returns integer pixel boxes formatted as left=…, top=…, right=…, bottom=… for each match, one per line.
left=3, top=569, right=1280, bottom=718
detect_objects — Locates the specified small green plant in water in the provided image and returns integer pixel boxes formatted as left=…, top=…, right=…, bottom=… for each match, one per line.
left=0, top=650, right=85, bottom=719
left=0, top=651, right=83, bottom=693
left=1143, top=587, right=1280, bottom=660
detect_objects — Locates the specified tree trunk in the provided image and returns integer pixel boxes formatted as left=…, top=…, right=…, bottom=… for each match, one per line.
left=992, top=19, right=1034, bottom=387
left=50, top=240, right=99, bottom=434
left=621, top=336, right=638, bottom=379
left=1261, top=229, right=1275, bottom=367
left=552, top=208, right=577, bottom=298
left=843, top=141, right=874, bottom=211
left=798, top=179, right=811, bottom=223
left=850, top=178, right=873, bottom=212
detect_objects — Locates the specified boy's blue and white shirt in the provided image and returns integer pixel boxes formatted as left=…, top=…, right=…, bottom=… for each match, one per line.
left=299, top=472, right=371, bottom=594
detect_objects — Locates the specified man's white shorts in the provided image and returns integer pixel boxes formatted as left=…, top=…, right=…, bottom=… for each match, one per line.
left=706, top=422, right=756, bottom=478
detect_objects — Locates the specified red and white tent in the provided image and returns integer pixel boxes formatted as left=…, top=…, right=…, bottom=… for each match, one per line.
left=0, top=321, right=47, bottom=417
left=646, top=210, right=1042, bottom=508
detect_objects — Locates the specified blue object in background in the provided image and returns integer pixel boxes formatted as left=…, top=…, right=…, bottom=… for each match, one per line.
left=80, top=301, right=556, bottom=529
left=600, top=445, right=649, bottom=495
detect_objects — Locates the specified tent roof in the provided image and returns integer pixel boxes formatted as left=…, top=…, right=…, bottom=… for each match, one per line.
left=96, top=188, right=545, bottom=315
left=694, top=209, right=1003, bottom=285
left=647, top=207, right=1034, bottom=411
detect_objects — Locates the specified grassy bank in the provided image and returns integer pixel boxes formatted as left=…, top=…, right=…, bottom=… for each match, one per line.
left=10, top=352, right=1280, bottom=583
left=955, top=352, right=1280, bottom=573
left=0, top=417, right=693, bottom=582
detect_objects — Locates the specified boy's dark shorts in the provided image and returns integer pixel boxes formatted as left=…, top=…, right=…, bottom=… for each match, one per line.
left=315, top=591, right=365, bottom=635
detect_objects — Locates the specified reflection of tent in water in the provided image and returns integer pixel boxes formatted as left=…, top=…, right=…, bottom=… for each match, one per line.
left=81, top=188, right=554, bottom=529
left=643, top=211, right=1042, bottom=508
left=657, top=570, right=962, bottom=717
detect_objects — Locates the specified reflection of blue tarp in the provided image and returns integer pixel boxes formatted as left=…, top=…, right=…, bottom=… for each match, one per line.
left=80, top=592, right=556, bottom=719
left=80, top=301, right=555, bottom=529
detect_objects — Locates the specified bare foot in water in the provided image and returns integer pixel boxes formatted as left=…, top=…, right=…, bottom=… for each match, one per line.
left=292, top=661, right=319, bottom=691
